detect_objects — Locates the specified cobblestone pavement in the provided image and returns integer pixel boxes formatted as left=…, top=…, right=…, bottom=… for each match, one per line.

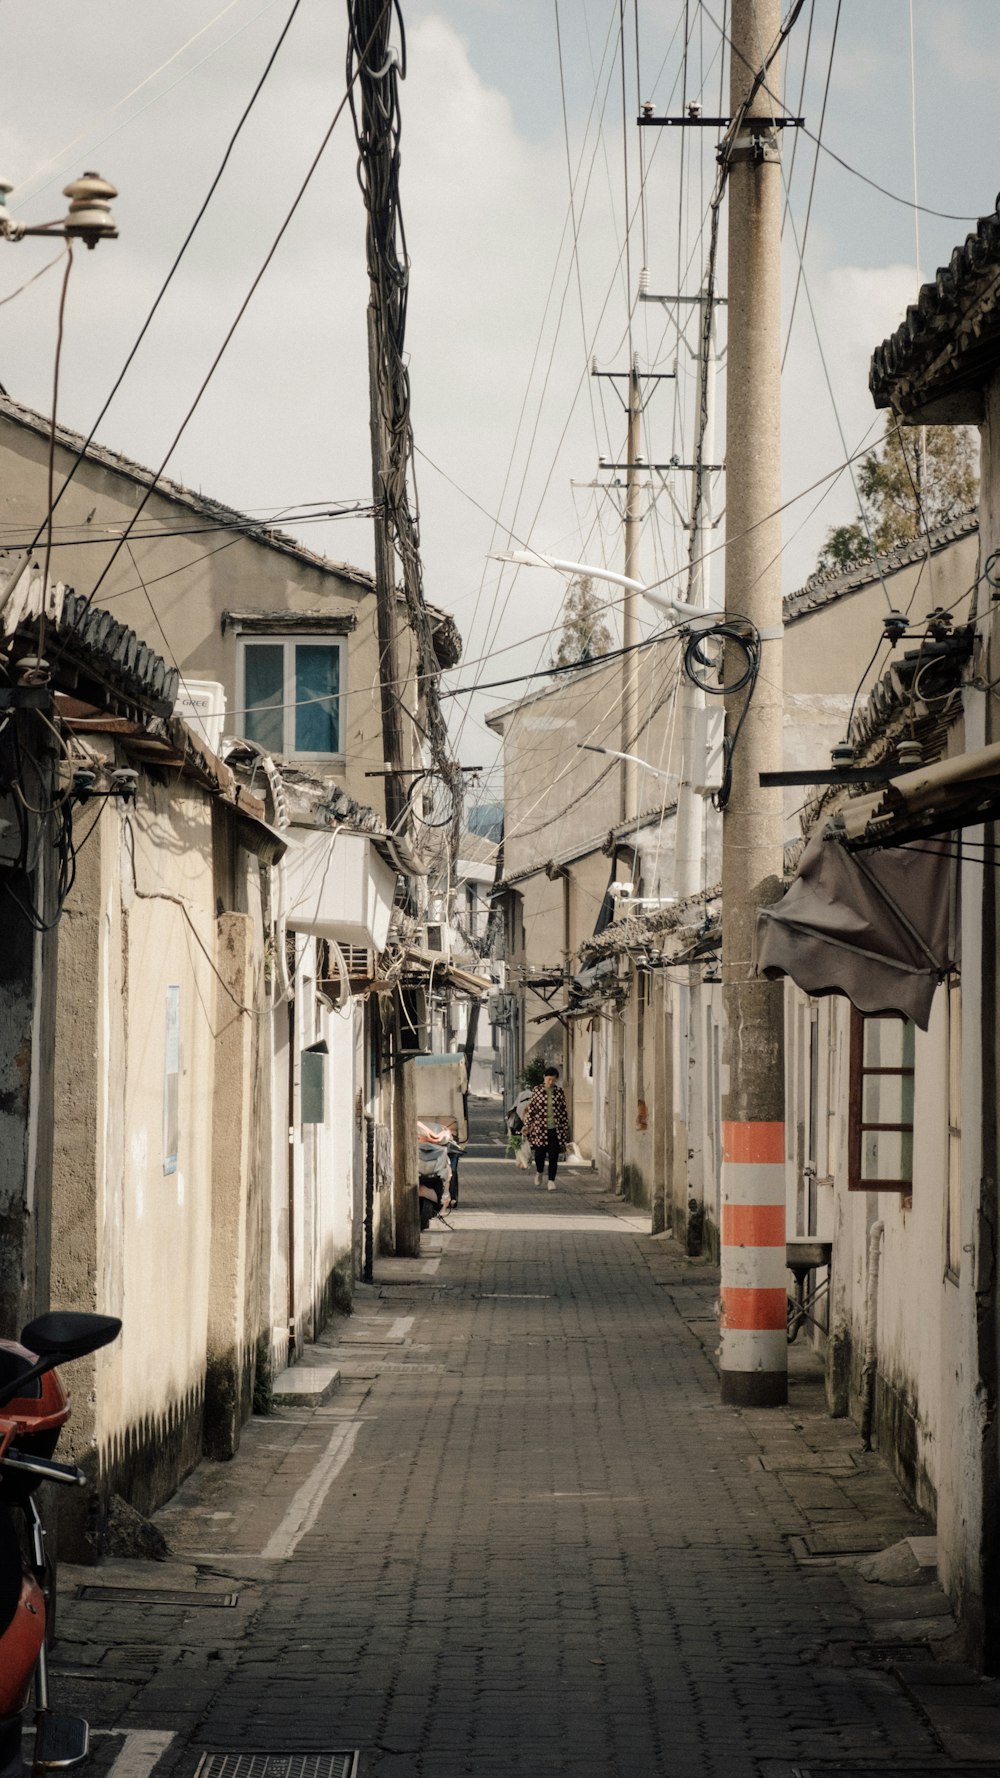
left=52, top=1105, right=1000, bottom=1778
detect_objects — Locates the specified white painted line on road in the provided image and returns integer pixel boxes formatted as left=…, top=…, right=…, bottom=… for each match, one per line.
left=262, top=1419, right=364, bottom=1560
left=421, top=1257, right=441, bottom=1275
left=479, top=1293, right=552, bottom=1299
left=388, top=1315, right=414, bottom=1338
left=104, top=1730, right=175, bottom=1778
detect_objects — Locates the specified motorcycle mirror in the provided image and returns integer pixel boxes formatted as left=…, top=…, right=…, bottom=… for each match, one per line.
left=19, top=1312, right=122, bottom=1360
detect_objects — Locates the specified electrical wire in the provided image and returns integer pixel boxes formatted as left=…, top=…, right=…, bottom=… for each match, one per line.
left=25, top=0, right=307, bottom=558
left=681, top=618, right=760, bottom=809
left=0, top=249, right=66, bottom=314
left=13, top=0, right=281, bottom=207
left=700, top=0, right=979, bottom=222
left=37, top=245, right=74, bottom=673
left=780, top=0, right=840, bottom=370
left=49, top=7, right=380, bottom=665
left=346, top=0, right=459, bottom=842
left=554, top=0, right=605, bottom=463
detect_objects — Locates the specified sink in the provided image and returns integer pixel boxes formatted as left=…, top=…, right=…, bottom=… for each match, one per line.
left=786, top=1240, right=832, bottom=1274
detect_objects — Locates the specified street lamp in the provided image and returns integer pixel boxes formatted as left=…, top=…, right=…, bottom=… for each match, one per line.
left=578, top=741, right=678, bottom=782
left=489, top=545, right=719, bottom=901
left=488, top=548, right=714, bottom=626
left=0, top=172, right=119, bottom=249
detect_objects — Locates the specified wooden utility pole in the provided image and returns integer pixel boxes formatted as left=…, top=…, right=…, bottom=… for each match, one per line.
left=718, top=0, right=788, bottom=1407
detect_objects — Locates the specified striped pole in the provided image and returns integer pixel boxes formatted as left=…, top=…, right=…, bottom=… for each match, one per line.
left=719, top=0, right=787, bottom=1407
left=720, top=1122, right=787, bottom=1403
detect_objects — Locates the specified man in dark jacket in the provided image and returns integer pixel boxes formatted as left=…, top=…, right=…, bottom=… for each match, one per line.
left=522, top=1065, right=571, bottom=1190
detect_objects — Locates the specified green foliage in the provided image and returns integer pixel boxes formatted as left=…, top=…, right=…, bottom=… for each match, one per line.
left=520, top=1057, right=548, bottom=1089
left=816, top=417, right=979, bottom=575
left=551, top=575, right=613, bottom=669
left=816, top=521, right=871, bottom=575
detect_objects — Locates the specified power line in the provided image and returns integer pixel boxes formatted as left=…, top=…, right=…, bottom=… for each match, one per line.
left=26, top=0, right=306, bottom=558
left=52, top=5, right=380, bottom=657
left=700, top=0, right=980, bottom=222
left=780, top=0, right=840, bottom=369
left=13, top=0, right=281, bottom=206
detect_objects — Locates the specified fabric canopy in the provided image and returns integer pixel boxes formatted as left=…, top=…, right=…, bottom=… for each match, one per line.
left=754, top=832, right=958, bottom=1029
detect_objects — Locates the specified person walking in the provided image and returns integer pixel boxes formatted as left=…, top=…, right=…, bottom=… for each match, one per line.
left=522, top=1065, right=571, bottom=1190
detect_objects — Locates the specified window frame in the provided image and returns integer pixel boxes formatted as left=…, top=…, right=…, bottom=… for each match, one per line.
left=237, top=632, right=345, bottom=763
left=847, top=1006, right=915, bottom=1194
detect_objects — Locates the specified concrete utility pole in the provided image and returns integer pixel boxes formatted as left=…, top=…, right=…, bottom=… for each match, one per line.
left=622, top=363, right=642, bottom=827
left=590, top=360, right=674, bottom=827
left=673, top=289, right=719, bottom=899
left=719, top=0, right=788, bottom=1406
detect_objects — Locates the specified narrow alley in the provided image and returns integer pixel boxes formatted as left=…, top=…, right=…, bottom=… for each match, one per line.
left=52, top=1107, right=1000, bottom=1778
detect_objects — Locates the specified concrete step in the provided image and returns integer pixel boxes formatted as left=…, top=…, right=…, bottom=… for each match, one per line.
left=271, top=1364, right=341, bottom=1406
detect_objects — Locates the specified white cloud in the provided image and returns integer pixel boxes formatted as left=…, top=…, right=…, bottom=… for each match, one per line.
left=0, top=2, right=978, bottom=783
left=778, top=258, right=920, bottom=589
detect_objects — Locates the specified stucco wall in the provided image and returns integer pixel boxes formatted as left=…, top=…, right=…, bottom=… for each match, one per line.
left=492, top=642, right=685, bottom=884
left=0, top=411, right=421, bottom=818
left=50, top=745, right=270, bottom=1552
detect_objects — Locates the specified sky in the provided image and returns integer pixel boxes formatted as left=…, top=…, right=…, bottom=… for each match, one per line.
left=0, top=0, right=996, bottom=809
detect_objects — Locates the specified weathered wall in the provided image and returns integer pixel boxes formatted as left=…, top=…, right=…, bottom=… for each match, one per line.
left=0, top=407, right=419, bottom=816
left=492, top=643, right=684, bottom=884
left=49, top=747, right=269, bottom=1554
left=283, top=936, right=361, bottom=1351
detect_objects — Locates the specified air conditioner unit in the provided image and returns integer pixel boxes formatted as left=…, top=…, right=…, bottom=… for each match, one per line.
left=174, top=680, right=226, bottom=757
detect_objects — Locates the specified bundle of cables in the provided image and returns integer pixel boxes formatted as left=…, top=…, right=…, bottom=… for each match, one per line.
left=681, top=617, right=762, bottom=811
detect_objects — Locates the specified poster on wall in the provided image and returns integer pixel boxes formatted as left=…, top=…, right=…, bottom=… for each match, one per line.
left=163, top=984, right=180, bottom=1176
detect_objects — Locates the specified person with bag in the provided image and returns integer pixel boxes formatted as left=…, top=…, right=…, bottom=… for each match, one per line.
left=505, top=1087, right=533, bottom=1166
left=521, top=1065, right=571, bottom=1190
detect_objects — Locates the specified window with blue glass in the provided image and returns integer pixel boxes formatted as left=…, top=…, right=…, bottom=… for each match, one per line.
left=240, top=636, right=342, bottom=759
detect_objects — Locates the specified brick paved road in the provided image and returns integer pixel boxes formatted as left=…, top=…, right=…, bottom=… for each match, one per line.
left=53, top=1105, right=1000, bottom=1778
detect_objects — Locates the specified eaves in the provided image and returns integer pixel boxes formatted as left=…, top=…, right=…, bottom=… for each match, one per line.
left=0, top=394, right=375, bottom=592
left=870, top=212, right=1000, bottom=420
left=783, top=510, right=978, bottom=624
left=497, top=802, right=676, bottom=889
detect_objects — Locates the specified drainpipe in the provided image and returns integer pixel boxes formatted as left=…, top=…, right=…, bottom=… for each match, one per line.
left=860, top=1219, right=884, bottom=1450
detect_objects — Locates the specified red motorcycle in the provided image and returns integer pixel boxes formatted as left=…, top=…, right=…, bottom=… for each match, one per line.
left=0, top=1312, right=121, bottom=1778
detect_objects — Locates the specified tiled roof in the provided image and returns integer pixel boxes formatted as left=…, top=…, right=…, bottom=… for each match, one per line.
left=0, top=395, right=375, bottom=591
left=783, top=509, right=978, bottom=623
left=869, top=211, right=1000, bottom=419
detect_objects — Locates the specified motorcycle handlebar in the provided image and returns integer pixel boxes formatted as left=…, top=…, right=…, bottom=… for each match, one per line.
left=1, top=1449, right=86, bottom=1486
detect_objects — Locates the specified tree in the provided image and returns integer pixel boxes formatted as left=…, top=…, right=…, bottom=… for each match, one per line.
left=551, top=575, right=613, bottom=669
left=815, top=417, right=979, bottom=575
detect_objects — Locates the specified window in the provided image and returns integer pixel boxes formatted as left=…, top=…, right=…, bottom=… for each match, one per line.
left=946, top=979, right=962, bottom=1276
left=239, top=636, right=342, bottom=759
left=848, top=1009, right=915, bottom=1192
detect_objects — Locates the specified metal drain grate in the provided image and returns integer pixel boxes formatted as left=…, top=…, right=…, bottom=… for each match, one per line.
left=850, top=1641, right=930, bottom=1666
left=194, top=1757, right=360, bottom=1778
left=77, top=1586, right=238, bottom=1608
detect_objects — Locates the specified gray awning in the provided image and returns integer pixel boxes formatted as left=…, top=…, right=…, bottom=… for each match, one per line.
left=754, top=832, right=958, bottom=1029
